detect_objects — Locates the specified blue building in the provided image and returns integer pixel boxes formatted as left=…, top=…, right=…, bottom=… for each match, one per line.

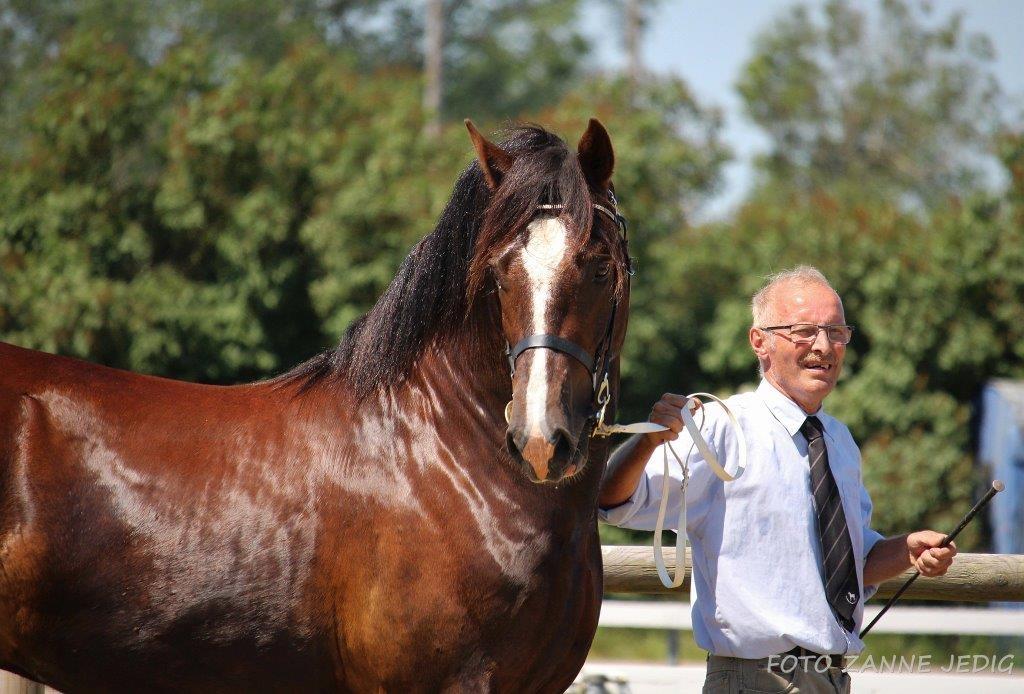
left=978, top=380, right=1024, bottom=556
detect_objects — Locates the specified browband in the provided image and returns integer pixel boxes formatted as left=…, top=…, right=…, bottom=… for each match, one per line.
left=536, top=202, right=620, bottom=226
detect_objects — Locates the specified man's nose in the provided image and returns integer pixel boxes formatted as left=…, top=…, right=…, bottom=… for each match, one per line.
left=811, top=328, right=833, bottom=351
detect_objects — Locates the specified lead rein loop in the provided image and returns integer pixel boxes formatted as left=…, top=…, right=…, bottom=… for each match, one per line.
left=645, top=393, right=747, bottom=589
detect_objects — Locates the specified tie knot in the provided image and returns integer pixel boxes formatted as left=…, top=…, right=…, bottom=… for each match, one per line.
left=801, top=416, right=824, bottom=442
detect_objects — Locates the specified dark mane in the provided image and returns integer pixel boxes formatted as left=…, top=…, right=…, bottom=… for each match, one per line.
left=277, top=125, right=621, bottom=398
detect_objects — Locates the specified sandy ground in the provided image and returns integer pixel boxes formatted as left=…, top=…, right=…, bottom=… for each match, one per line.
left=576, top=661, right=1024, bottom=693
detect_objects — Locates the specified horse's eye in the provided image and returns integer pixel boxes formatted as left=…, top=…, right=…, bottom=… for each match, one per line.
left=594, top=262, right=611, bottom=280
left=490, top=247, right=515, bottom=292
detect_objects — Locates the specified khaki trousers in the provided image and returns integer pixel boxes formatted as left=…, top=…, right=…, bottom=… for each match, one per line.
left=703, top=653, right=852, bottom=694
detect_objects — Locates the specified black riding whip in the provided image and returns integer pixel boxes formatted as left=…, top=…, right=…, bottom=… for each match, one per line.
left=859, top=480, right=1004, bottom=639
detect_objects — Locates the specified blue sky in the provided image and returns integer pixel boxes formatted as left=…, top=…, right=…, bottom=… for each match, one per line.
left=584, top=1, right=1024, bottom=220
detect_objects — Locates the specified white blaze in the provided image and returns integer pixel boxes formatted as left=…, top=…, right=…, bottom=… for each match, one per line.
left=520, top=217, right=570, bottom=434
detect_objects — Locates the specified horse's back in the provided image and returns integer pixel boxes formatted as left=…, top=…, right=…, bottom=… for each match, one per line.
left=0, top=340, right=233, bottom=402
left=0, top=342, right=76, bottom=459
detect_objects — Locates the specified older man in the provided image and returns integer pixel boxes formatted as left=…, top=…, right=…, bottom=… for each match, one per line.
left=599, top=266, right=956, bottom=694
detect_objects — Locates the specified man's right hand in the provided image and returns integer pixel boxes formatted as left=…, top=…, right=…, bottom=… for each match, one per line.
left=643, top=393, right=700, bottom=446
left=599, top=394, right=701, bottom=509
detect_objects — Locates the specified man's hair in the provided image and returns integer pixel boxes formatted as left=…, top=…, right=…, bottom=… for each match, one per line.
left=751, top=265, right=835, bottom=327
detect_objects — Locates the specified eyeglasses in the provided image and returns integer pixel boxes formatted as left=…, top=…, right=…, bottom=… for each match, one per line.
left=760, top=323, right=854, bottom=345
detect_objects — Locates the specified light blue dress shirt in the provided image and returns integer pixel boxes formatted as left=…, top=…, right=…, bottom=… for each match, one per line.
left=600, top=379, right=884, bottom=658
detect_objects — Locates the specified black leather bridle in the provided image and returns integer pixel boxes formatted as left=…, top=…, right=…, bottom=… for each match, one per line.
left=504, top=195, right=630, bottom=434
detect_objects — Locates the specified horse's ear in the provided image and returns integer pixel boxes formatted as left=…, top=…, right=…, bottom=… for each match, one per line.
left=465, top=119, right=513, bottom=190
left=577, top=118, right=614, bottom=190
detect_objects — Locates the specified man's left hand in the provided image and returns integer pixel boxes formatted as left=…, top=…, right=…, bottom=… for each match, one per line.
left=907, top=531, right=957, bottom=577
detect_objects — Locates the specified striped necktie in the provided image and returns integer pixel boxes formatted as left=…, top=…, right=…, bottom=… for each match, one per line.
left=800, top=416, right=859, bottom=632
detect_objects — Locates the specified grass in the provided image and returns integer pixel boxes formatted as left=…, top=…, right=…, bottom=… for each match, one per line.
left=589, top=628, right=704, bottom=663
left=588, top=627, right=1024, bottom=669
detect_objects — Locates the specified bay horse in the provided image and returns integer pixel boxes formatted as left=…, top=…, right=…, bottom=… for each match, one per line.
left=0, top=119, right=631, bottom=692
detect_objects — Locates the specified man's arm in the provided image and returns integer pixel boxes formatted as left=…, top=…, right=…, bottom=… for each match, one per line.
left=863, top=531, right=957, bottom=586
left=598, top=393, right=693, bottom=509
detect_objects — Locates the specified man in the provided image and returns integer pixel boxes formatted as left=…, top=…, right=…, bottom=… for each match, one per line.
left=599, top=266, right=956, bottom=693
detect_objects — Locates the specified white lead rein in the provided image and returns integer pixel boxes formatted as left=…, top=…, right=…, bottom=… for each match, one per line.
left=609, top=393, right=748, bottom=589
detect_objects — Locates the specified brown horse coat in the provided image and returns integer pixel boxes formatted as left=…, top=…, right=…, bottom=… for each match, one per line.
left=0, top=121, right=629, bottom=693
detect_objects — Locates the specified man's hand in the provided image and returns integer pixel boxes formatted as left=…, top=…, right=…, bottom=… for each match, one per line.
left=643, top=393, right=700, bottom=446
left=907, top=531, right=957, bottom=577
left=599, top=394, right=700, bottom=509
left=865, top=531, right=957, bottom=585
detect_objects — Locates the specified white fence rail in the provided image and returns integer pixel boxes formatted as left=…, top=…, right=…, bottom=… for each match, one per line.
left=599, top=600, right=1024, bottom=636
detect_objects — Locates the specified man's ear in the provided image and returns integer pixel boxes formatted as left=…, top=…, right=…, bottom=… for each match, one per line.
left=750, top=327, right=770, bottom=362
left=577, top=118, right=614, bottom=190
left=465, top=119, right=513, bottom=190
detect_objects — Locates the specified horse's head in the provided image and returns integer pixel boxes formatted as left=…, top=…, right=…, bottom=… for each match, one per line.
left=466, top=119, right=631, bottom=484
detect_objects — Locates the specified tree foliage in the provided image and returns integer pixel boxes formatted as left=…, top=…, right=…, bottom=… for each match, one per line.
left=0, top=28, right=725, bottom=385
left=0, top=0, right=592, bottom=140
left=439, top=0, right=591, bottom=120
left=0, top=32, right=467, bottom=381
left=736, top=0, right=1002, bottom=207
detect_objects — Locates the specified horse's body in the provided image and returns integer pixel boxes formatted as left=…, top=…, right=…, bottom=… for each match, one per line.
left=0, top=121, right=627, bottom=692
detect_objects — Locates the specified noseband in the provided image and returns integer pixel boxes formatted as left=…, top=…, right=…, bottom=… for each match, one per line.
left=504, top=197, right=629, bottom=436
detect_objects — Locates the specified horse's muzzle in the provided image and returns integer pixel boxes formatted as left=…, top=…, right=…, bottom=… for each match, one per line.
left=506, top=423, right=581, bottom=483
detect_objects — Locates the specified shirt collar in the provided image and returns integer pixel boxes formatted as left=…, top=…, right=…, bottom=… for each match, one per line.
left=756, top=378, right=833, bottom=440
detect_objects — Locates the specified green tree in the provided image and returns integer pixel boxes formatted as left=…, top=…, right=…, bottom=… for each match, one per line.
left=0, top=28, right=728, bottom=391
left=736, top=0, right=1002, bottom=207
left=0, top=0, right=595, bottom=144
left=0, top=31, right=466, bottom=382
left=423, top=0, right=591, bottom=121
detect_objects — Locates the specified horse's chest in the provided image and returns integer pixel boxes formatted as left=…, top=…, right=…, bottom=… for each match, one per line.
left=330, top=522, right=598, bottom=690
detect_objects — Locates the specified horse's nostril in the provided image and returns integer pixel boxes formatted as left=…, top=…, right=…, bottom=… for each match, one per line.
left=520, top=458, right=540, bottom=481
left=551, top=428, right=575, bottom=464
left=506, top=429, right=527, bottom=457
left=506, top=430, right=541, bottom=481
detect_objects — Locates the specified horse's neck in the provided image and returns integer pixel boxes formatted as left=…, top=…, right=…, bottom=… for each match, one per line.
left=409, top=338, right=606, bottom=522
left=413, top=335, right=509, bottom=430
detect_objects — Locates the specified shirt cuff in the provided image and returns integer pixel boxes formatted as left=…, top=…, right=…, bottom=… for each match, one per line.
left=597, top=474, right=649, bottom=527
left=862, top=526, right=884, bottom=560
left=861, top=527, right=885, bottom=599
